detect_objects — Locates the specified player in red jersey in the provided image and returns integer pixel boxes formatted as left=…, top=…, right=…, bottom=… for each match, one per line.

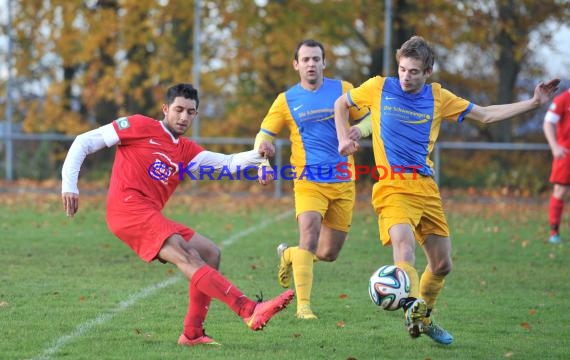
left=61, top=83, right=294, bottom=347
left=544, top=88, right=570, bottom=244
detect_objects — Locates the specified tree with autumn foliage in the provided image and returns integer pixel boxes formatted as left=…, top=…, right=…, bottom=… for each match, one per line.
left=0, top=0, right=567, bottom=143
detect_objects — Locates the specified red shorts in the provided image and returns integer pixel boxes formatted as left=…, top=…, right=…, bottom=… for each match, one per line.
left=550, top=155, right=570, bottom=185
left=106, top=197, right=194, bottom=262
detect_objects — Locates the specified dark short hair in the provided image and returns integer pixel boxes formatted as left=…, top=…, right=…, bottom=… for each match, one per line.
left=165, top=84, right=199, bottom=108
left=395, top=36, right=435, bottom=73
left=294, top=39, right=325, bottom=61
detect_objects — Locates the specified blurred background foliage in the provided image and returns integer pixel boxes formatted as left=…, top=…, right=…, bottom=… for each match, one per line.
left=0, top=0, right=569, bottom=193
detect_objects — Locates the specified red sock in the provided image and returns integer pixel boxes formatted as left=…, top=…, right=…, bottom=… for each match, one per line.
left=192, top=265, right=257, bottom=318
left=549, top=196, right=564, bottom=235
left=183, top=279, right=212, bottom=339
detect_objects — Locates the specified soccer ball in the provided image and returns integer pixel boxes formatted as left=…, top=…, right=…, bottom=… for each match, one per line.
left=368, top=265, right=410, bottom=311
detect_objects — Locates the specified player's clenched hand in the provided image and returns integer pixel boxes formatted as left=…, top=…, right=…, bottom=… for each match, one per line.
left=62, top=192, right=79, bottom=217
left=258, top=141, right=275, bottom=158
left=257, top=166, right=274, bottom=186
left=339, top=138, right=359, bottom=156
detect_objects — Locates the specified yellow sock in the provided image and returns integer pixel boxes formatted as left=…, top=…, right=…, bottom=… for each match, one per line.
left=395, top=261, right=420, bottom=299
left=292, top=248, right=314, bottom=308
left=419, top=267, right=445, bottom=309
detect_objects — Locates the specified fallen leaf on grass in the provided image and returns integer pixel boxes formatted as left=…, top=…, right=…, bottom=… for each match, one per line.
left=520, top=322, right=531, bottom=330
left=339, top=293, right=348, bottom=299
left=505, top=351, right=514, bottom=357
left=528, top=309, right=536, bottom=315
left=336, top=321, right=345, bottom=328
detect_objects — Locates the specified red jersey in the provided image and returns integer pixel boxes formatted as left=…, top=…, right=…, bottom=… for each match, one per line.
left=546, top=89, right=570, bottom=148
left=107, top=114, right=204, bottom=210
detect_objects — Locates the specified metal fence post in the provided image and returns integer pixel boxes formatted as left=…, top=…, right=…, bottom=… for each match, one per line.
left=274, top=139, right=284, bottom=198
left=433, top=143, right=440, bottom=185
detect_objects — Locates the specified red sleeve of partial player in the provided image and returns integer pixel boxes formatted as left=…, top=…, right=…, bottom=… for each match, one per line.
left=553, top=91, right=570, bottom=147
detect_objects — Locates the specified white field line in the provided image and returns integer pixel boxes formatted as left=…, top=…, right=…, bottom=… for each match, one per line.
left=32, top=209, right=294, bottom=360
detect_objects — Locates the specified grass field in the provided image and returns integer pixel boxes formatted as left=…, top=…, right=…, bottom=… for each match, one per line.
left=1, top=191, right=569, bottom=359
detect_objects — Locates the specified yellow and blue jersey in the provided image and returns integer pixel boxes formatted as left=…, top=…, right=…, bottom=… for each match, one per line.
left=347, top=76, right=473, bottom=177
left=260, top=77, right=369, bottom=182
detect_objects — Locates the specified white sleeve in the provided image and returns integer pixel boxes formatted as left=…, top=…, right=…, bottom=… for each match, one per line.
left=61, top=123, right=119, bottom=194
left=544, top=111, right=560, bottom=124
left=187, top=150, right=264, bottom=176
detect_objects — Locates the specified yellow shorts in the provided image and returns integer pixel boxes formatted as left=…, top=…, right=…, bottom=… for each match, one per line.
left=293, top=180, right=355, bottom=232
left=372, top=175, right=449, bottom=246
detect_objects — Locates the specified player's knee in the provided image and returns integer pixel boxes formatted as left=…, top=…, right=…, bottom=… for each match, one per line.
left=433, top=260, right=452, bottom=276
left=185, top=247, right=206, bottom=265
left=191, top=245, right=220, bottom=269
left=317, top=250, right=340, bottom=262
left=318, top=254, right=336, bottom=262
left=207, top=246, right=221, bottom=268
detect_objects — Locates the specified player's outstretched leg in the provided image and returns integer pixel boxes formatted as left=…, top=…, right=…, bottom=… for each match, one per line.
left=422, top=317, right=453, bottom=345
left=403, top=298, right=427, bottom=338
left=277, top=243, right=293, bottom=288
left=244, top=289, right=295, bottom=331
left=190, top=265, right=293, bottom=331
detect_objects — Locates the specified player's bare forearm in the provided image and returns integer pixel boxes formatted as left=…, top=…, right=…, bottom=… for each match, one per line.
left=335, top=94, right=360, bottom=156
left=468, top=79, right=560, bottom=124
left=334, top=95, right=350, bottom=143
left=543, top=121, right=558, bottom=150
left=543, top=121, right=568, bottom=159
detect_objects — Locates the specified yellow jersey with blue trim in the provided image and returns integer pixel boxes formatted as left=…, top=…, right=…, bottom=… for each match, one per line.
left=346, top=76, right=473, bottom=177
left=260, top=77, right=369, bottom=182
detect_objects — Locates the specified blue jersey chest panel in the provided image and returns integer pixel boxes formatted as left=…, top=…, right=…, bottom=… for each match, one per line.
left=285, top=78, right=349, bottom=182
left=379, top=78, right=435, bottom=176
